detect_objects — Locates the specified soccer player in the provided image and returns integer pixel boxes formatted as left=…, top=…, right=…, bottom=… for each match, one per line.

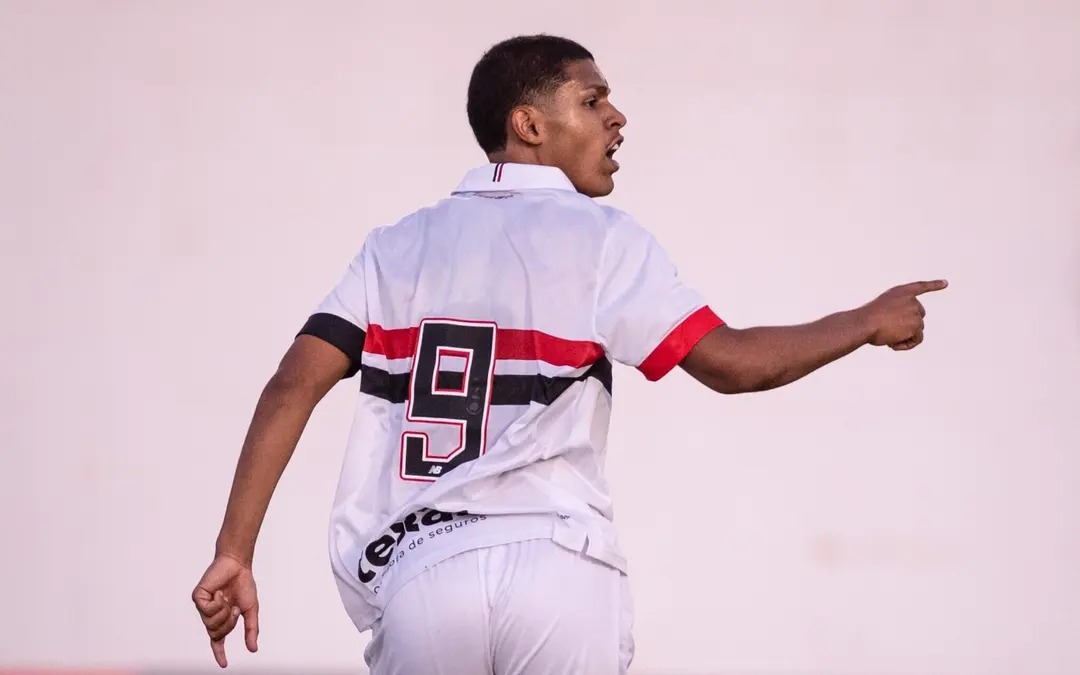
left=192, top=35, right=946, bottom=674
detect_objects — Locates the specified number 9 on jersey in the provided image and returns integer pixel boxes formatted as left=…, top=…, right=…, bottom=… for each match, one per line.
left=400, top=319, right=497, bottom=482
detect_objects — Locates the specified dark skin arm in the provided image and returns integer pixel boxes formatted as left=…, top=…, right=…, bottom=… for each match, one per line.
left=681, top=280, right=948, bottom=394
left=192, top=335, right=350, bottom=668
left=213, top=335, right=351, bottom=564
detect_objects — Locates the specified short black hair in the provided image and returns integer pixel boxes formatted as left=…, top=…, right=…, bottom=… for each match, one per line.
left=466, top=35, right=594, bottom=154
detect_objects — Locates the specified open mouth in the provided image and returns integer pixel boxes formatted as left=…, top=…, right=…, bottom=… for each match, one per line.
left=605, top=137, right=623, bottom=170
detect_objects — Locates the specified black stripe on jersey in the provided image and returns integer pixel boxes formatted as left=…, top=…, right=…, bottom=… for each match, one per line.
left=297, top=312, right=366, bottom=378
left=359, top=357, right=612, bottom=406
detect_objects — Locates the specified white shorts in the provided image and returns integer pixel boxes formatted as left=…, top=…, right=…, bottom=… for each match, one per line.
left=364, top=538, right=635, bottom=675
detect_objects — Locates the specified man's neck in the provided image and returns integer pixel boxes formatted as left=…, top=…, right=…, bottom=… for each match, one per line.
left=487, top=146, right=545, bottom=166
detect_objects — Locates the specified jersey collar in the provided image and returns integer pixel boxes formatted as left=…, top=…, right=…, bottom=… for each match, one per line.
left=452, top=163, right=578, bottom=194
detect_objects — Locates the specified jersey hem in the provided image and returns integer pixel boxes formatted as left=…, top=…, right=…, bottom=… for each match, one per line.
left=336, top=518, right=560, bottom=632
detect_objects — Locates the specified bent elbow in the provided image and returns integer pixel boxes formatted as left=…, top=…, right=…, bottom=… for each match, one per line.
left=706, top=374, right=747, bottom=395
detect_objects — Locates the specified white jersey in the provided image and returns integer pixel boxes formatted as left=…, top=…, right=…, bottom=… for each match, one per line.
left=299, top=163, right=723, bottom=632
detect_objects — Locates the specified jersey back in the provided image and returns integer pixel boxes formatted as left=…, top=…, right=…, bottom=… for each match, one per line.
left=299, top=163, right=722, bottom=631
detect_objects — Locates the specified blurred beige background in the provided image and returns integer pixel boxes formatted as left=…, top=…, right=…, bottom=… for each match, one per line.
left=1, top=1, right=1078, bottom=674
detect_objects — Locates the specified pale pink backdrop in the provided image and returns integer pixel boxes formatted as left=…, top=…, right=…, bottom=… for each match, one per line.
left=1, top=2, right=1078, bottom=674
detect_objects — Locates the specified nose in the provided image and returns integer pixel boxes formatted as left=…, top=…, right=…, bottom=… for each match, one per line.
left=610, top=105, right=627, bottom=130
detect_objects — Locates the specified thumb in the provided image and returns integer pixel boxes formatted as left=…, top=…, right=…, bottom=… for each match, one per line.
left=243, top=605, right=260, bottom=653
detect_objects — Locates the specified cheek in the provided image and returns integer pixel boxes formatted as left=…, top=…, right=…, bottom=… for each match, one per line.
left=565, top=135, right=600, bottom=173
left=551, top=136, right=594, bottom=175
left=555, top=111, right=596, bottom=154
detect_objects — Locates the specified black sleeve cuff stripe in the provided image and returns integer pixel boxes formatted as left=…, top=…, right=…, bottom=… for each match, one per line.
left=297, top=313, right=367, bottom=378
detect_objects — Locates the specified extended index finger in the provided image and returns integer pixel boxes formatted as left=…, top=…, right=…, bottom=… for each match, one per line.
left=212, top=637, right=228, bottom=668
left=900, top=279, right=949, bottom=295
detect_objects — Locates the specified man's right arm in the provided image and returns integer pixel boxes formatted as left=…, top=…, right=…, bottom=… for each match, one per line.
left=680, top=280, right=948, bottom=394
left=214, top=334, right=352, bottom=566
left=192, top=334, right=353, bottom=668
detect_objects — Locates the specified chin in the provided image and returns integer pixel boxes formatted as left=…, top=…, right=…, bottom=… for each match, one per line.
left=580, top=176, right=615, bottom=198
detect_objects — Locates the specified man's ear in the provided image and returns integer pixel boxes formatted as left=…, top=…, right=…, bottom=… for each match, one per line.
left=508, top=105, right=543, bottom=147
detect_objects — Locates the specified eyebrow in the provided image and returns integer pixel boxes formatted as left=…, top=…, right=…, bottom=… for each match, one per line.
left=582, top=84, right=611, bottom=96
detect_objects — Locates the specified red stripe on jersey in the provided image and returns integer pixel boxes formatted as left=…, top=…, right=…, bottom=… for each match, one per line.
left=495, top=329, right=603, bottom=367
left=637, top=306, right=724, bottom=382
left=366, top=325, right=419, bottom=360
left=365, top=324, right=603, bottom=368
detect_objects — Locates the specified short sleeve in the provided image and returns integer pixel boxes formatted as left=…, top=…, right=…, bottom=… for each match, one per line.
left=594, top=217, right=724, bottom=381
left=296, top=244, right=370, bottom=378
